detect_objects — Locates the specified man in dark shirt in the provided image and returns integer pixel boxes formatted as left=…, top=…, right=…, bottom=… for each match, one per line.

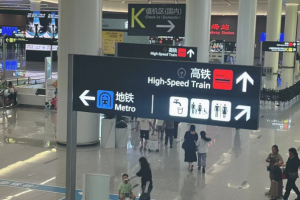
left=163, top=120, right=174, bottom=148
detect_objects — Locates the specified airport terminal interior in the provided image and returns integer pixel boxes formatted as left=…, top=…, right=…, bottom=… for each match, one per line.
left=0, top=0, right=300, bottom=200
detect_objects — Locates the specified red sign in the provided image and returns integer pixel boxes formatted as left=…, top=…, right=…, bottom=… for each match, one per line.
left=210, top=23, right=235, bottom=35
left=211, top=24, right=220, bottom=30
left=178, top=48, right=186, bottom=57
left=221, top=24, right=229, bottom=31
left=213, top=69, right=233, bottom=90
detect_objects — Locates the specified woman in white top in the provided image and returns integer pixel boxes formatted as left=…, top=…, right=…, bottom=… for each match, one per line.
left=196, top=131, right=211, bottom=173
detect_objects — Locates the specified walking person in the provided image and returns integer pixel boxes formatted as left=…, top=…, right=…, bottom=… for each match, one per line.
left=136, top=118, right=153, bottom=150
left=173, top=121, right=179, bottom=140
left=128, top=157, right=153, bottom=200
left=196, top=131, right=211, bottom=173
left=277, top=64, right=282, bottom=81
left=283, top=148, right=300, bottom=200
left=162, top=120, right=174, bottom=148
left=183, top=125, right=198, bottom=171
left=265, top=145, right=284, bottom=197
left=154, top=119, right=164, bottom=140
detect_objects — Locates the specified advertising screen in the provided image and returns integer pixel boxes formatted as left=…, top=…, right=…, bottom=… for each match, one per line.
left=26, top=12, right=48, bottom=38
left=45, top=12, right=58, bottom=39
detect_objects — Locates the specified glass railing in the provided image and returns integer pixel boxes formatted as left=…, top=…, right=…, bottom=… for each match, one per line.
left=0, top=77, right=45, bottom=90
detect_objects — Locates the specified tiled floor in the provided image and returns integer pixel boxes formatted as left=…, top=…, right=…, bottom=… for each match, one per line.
left=0, top=101, right=299, bottom=200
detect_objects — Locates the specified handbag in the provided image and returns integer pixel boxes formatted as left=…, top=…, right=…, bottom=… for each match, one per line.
left=289, top=172, right=299, bottom=179
left=281, top=167, right=287, bottom=179
left=182, top=140, right=187, bottom=149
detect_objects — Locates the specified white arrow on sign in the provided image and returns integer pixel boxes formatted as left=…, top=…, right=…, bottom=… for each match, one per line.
left=187, top=49, right=195, bottom=58
left=236, top=72, right=254, bottom=92
left=79, top=90, right=95, bottom=106
left=156, top=20, right=175, bottom=32
left=235, top=105, right=251, bottom=121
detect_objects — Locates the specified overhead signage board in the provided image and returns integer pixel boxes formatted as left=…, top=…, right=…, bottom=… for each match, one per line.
left=72, top=55, right=261, bottom=130
left=128, top=4, right=186, bottom=36
left=26, top=44, right=58, bottom=51
left=262, top=41, right=299, bottom=52
left=117, top=43, right=197, bottom=62
left=102, top=31, right=124, bottom=55
left=4, top=36, right=57, bottom=45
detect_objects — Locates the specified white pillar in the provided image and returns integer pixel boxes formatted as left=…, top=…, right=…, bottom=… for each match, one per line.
left=264, top=0, right=282, bottom=74
left=30, top=0, right=41, bottom=11
left=236, top=0, right=257, bottom=66
left=185, top=0, right=211, bottom=63
left=297, top=11, right=300, bottom=52
left=57, top=0, right=102, bottom=144
left=282, top=3, right=298, bottom=87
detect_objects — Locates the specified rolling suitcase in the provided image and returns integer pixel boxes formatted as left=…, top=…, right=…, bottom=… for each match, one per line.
left=148, top=130, right=159, bottom=152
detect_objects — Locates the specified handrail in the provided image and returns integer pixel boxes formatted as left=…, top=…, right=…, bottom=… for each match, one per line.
left=0, top=80, right=6, bottom=90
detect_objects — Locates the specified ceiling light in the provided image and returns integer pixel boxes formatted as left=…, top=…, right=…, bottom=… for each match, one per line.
left=224, top=0, right=231, bottom=5
left=122, top=0, right=125, bottom=3
left=148, top=0, right=152, bottom=4
left=174, top=0, right=178, bottom=4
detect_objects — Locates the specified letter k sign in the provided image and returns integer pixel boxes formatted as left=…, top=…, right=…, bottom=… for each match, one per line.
left=131, top=8, right=145, bottom=28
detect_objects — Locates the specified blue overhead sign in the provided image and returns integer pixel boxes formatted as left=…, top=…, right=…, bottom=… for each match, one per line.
left=260, top=32, right=285, bottom=42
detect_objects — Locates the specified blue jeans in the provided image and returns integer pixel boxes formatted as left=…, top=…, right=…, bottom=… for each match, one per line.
left=197, top=153, right=207, bottom=168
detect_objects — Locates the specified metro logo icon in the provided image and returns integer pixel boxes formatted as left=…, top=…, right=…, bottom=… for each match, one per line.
left=97, top=90, right=114, bottom=109
left=213, top=69, right=233, bottom=90
left=178, top=48, right=186, bottom=57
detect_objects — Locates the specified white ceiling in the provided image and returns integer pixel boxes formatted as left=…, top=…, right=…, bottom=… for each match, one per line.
left=103, top=0, right=283, bottom=15
left=0, top=0, right=57, bottom=11
left=0, top=0, right=287, bottom=15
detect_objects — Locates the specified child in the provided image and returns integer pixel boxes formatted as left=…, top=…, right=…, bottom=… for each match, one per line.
left=196, top=131, right=211, bottom=173
left=118, top=174, right=136, bottom=200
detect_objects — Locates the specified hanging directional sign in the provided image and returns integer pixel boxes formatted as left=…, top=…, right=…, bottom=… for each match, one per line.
left=128, top=4, right=186, bottom=36
left=262, top=41, right=300, bottom=52
left=72, top=55, right=261, bottom=130
left=117, top=43, right=197, bottom=62
left=4, top=36, right=58, bottom=45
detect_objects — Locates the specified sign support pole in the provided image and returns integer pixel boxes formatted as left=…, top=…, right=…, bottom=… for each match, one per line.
left=50, top=45, right=53, bottom=72
left=66, top=55, right=77, bottom=200
left=115, top=43, right=118, bottom=57
left=2, top=35, right=6, bottom=109
left=222, top=42, right=225, bottom=64
left=3, top=35, right=6, bottom=82
left=260, top=41, right=263, bottom=66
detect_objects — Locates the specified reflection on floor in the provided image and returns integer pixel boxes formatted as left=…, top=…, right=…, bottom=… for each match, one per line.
left=0, top=101, right=299, bottom=200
